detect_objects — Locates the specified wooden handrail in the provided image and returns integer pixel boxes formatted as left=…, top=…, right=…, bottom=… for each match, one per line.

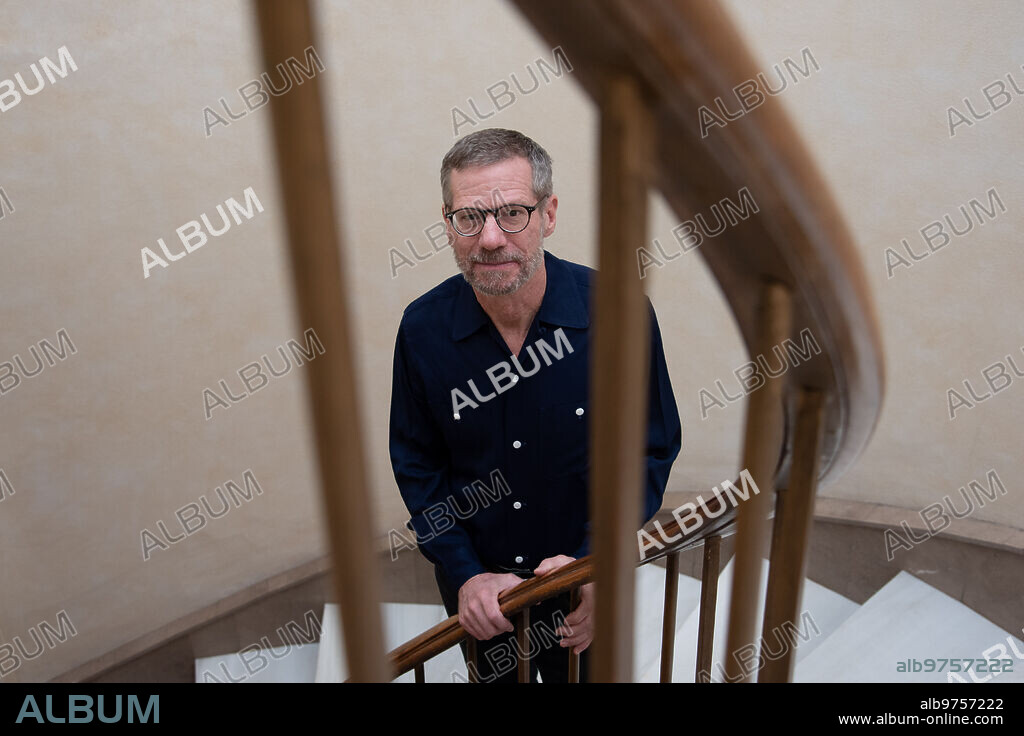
left=388, top=485, right=740, bottom=678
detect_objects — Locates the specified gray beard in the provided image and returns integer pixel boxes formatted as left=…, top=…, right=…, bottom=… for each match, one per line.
left=456, top=240, right=545, bottom=296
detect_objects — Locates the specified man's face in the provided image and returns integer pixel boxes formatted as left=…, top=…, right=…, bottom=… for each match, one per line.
left=445, top=156, right=557, bottom=296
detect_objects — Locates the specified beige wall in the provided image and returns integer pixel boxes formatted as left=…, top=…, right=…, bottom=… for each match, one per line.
left=0, top=0, right=1020, bottom=681
left=718, top=0, right=1024, bottom=516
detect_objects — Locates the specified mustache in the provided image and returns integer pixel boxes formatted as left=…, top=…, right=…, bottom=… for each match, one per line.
left=470, top=250, right=525, bottom=265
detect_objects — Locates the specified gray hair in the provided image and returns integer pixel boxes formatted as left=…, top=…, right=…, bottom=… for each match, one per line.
left=440, top=128, right=553, bottom=210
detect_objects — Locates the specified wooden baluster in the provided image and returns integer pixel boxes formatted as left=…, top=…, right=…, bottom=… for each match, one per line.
left=252, top=0, right=387, bottom=682
left=590, top=73, right=655, bottom=683
left=695, top=534, right=722, bottom=682
left=759, top=387, right=826, bottom=682
left=414, top=662, right=425, bottom=684
left=723, top=282, right=792, bottom=682
left=517, top=609, right=531, bottom=683
left=568, top=586, right=581, bottom=683
left=467, top=638, right=479, bottom=683
left=659, top=551, right=681, bottom=682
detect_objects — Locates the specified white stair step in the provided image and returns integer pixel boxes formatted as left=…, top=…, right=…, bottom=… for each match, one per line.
left=790, top=580, right=860, bottom=664
left=637, top=556, right=858, bottom=682
left=194, top=643, right=319, bottom=683
left=795, top=571, right=1024, bottom=683
left=632, top=562, right=704, bottom=679
left=315, top=601, right=468, bottom=683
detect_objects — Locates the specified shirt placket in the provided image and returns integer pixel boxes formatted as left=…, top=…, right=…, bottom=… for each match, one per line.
left=487, top=318, right=543, bottom=575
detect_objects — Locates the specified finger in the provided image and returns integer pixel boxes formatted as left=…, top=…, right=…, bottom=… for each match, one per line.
left=460, top=613, right=482, bottom=641
left=467, top=607, right=491, bottom=641
left=558, top=624, right=588, bottom=643
left=559, top=624, right=585, bottom=640
left=573, top=640, right=591, bottom=655
left=559, top=623, right=587, bottom=640
left=474, top=618, right=499, bottom=641
left=470, top=601, right=502, bottom=640
left=561, top=629, right=592, bottom=648
left=481, top=586, right=514, bottom=634
left=561, top=612, right=587, bottom=629
left=484, top=602, right=512, bottom=634
left=534, top=556, right=571, bottom=576
left=566, top=612, right=591, bottom=631
left=480, top=612, right=505, bottom=639
left=560, top=633, right=586, bottom=648
left=499, top=575, right=524, bottom=593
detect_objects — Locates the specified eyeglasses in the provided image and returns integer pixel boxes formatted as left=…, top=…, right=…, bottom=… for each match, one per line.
left=445, top=198, right=546, bottom=237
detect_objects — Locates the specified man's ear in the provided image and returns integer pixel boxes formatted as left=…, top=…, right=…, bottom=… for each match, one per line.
left=542, top=194, right=558, bottom=237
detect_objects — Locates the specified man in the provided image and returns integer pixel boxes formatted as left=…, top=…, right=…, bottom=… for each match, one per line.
left=389, top=128, right=681, bottom=682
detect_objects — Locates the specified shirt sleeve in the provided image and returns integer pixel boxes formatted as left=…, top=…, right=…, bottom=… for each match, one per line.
left=570, top=299, right=682, bottom=561
left=641, top=300, right=682, bottom=523
left=389, top=320, right=487, bottom=593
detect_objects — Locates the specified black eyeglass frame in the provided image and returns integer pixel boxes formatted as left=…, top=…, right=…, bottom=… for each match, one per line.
left=444, top=196, right=548, bottom=237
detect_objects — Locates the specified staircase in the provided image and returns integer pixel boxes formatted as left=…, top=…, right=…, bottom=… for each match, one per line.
left=635, top=558, right=858, bottom=683
left=794, top=572, right=1024, bottom=684
left=195, top=564, right=1024, bottom=684
left=251, top=0, right=886, bottom=682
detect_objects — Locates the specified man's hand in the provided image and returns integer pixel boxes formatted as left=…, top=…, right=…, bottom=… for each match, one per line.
left=457, top=572, right=523, bottom=640
left=533, top=555, right=595, bottom=655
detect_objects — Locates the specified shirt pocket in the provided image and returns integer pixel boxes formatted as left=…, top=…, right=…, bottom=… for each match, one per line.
left=539, top=399, right=589, bottom=478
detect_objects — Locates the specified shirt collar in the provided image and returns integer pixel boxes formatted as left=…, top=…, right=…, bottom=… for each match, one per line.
left=450, top=250, right=589, bottom=342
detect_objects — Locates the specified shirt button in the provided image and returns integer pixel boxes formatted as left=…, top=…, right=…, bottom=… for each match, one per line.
left=453, top=413, right=460, bottom=421
left=512, top=440, right=522, bottom=449
left=513, top=501, right=522, bottom=510
left=514, top=555, right=524, bottom=564
left=511, top=375, right=519, bottom=383
left=576, top=407, right=584, bottom=416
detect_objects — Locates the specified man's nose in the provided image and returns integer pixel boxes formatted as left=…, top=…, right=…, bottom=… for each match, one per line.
left=477, top=212, right=507, bottom=249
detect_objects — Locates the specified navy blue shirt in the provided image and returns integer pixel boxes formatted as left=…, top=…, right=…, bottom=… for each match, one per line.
left=389, top=250, right=682, bottom=593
